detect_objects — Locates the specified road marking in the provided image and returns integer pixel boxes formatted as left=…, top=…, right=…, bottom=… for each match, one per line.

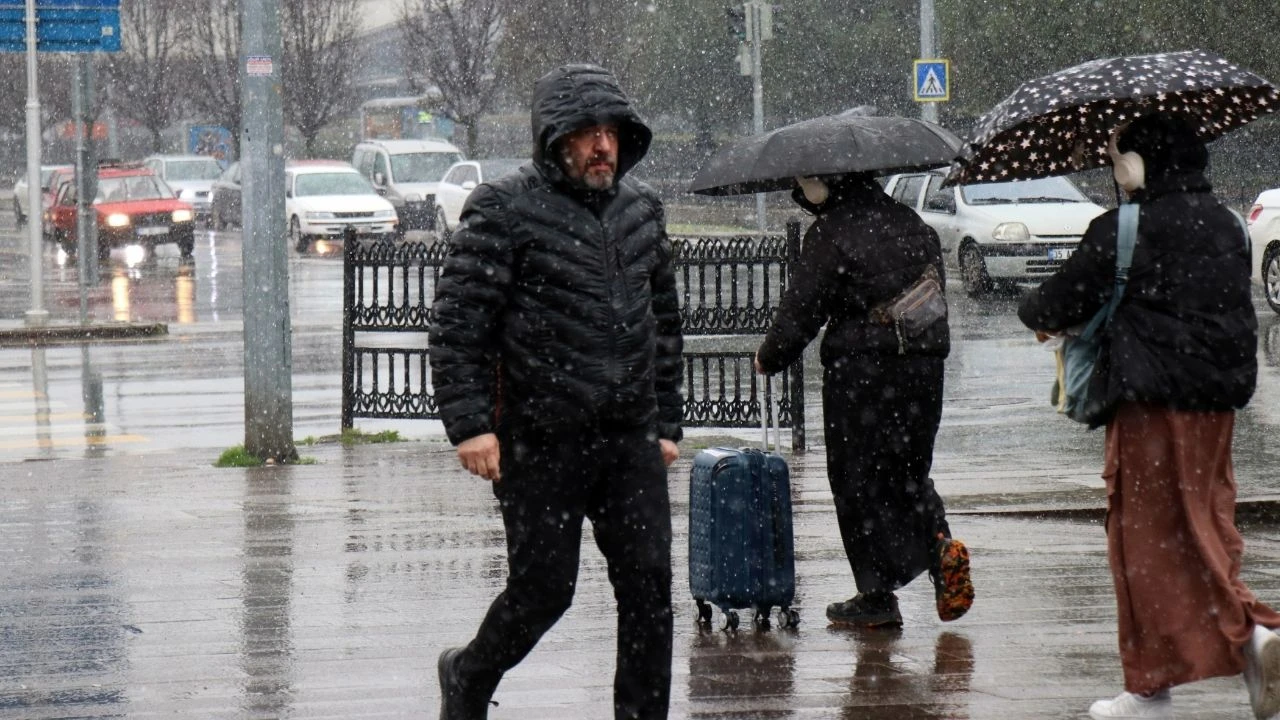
left=0, top=434, right=148, bottom=450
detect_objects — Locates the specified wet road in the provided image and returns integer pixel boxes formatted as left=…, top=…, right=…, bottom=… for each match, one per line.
left=1, top=211, right=1280, bottom=718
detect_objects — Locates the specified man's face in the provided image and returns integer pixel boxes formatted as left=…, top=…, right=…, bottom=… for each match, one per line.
left=559, top=124, right=619, bottom=191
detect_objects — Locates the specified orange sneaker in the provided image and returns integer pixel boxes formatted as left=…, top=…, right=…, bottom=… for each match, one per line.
left=931, top=534, right=974, bottom=622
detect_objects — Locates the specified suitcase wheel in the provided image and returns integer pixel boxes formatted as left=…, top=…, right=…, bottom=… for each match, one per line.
left=723, top=610, right=739, bottom=632
left=752, top=608, right=771, bottom=631
left=695, top=599, right=714, bottom=626
left=779, top=607, right=800, bottom=629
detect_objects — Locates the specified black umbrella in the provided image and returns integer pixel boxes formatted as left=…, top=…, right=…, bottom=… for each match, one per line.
left=688, top=114, right=963, bottom=196
left=946, top=49, right=1279, bottom=186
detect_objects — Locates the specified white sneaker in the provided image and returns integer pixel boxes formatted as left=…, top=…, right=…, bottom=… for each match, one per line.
left=1244, top=625, right=1280, bottom=719
left=1088, top=690, right=1173, bottom=719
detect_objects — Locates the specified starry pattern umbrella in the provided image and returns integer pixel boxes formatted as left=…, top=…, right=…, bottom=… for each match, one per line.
left=689, top=114, right=963, bottom=196
left=945, top=50, right=1279, bottom=186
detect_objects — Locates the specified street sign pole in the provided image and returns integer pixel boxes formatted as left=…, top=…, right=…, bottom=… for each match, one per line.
left=919, top=0, right=938, bottom=123
left=23, top=0, right=46, bottom=326
left=747, top=0, right=767, bottom=233
left=240, top=0, right=296, bottom=463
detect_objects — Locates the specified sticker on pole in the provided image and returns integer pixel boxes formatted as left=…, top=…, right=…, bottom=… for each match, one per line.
left=246, top=55, right=274, bottom=77
left=914, top=59, right=950, bottom=103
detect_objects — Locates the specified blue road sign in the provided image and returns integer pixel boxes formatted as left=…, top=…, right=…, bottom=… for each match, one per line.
left=914, top=59, right=950, bottom=103
left=0, top=3, right=121, bottom=53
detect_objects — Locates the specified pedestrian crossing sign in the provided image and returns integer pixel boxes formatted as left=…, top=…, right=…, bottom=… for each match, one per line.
left=914, top=59, right=950, bottom=102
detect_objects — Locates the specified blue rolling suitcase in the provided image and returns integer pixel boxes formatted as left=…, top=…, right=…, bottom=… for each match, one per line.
left=688, top=388, right=798, bottom=630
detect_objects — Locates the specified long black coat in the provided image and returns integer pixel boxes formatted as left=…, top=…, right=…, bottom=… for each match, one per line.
left=756, top=177, right=949, bottom=373
left=428, top=65, right=684, bottom=445
left=1018, top=171, right=1256, bottom=427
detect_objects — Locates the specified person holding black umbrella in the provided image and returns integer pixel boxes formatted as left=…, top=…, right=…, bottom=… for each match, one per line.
left=1018, top=112, right=1280, bottom=720
left=751, top=171, right=974, bottom=629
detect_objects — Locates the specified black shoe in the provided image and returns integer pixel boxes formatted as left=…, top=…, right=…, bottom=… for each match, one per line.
left=438, top=647, right=492, bottom=720
left=826, top=592, right=902, bottom=628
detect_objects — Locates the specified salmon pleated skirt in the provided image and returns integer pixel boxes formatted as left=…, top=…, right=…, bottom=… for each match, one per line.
left=1103, top=403, right=1280, bottom=695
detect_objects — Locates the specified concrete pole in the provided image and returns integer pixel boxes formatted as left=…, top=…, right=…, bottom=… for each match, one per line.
left=23, top=0, right=47, bottom=326
left=920, top=0, right=938, bottom=124
left=240, top=0, right=296, bottom=463
left=749, top=0, right=766, bottom=233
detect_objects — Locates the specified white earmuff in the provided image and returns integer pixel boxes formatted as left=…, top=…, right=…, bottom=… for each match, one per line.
left=796, top=176, right=829, bottom=205
left=1107, top=132, right=1145, bottom=193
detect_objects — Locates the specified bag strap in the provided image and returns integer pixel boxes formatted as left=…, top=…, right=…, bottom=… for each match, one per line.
left=1080, top=203, right=1138, bottom=341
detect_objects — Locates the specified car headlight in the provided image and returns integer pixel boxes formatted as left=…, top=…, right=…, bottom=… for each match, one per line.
left=106, top=213, right=130, bottom=228
left=992, top=222, right=1030, bottom=243
left=374, top=209, right=396, bottom=219
left=172, top=209, right=193, bottom=223
left=306, top=211, right=336, bottom=220
left=405, top=193, right=421, bottom=203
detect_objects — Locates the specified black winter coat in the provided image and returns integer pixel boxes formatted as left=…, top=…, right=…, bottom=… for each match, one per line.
left=756, top=177, right=950, bottom=373
left=1018, top=172, right=1256, bottom=425
left=428, top=64, right=684, bottom=446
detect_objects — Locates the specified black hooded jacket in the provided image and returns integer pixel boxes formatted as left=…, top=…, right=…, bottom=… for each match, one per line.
left=756, top=175, right=950, bottom=373
left=428, top=64, right=683, bottom=445
left=1017, top=170, right=1257, bottom=426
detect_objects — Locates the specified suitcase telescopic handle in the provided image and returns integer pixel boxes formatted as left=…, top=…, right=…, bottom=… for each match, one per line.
left=759, top=374, right=780, bottom=452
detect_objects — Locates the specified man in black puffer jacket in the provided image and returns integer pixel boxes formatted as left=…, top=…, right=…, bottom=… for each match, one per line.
left=429, top=64, right=683, bottom=720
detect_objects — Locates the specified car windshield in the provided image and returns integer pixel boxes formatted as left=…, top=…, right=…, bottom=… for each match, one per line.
left=95, top=175, right=173, bottom=202
left=166, top=159, right=223, bottom=181
left=294, top=172, right=375, bottom=197
left=390, top=152, right=463, bottom=182
left=960, top=176, right=1089, bottom=205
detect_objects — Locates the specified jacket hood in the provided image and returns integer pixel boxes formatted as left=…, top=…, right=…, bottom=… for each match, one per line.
left=530, top=64, right=652, bottom=183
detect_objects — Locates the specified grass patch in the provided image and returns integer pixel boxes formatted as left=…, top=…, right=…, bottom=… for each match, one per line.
left=668, top=223, right=758, bottom=236
left=214, top=445, right=318, bottom=467
left=340, top=428, right=404, bottom=445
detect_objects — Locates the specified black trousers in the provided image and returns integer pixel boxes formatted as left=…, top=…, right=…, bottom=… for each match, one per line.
left=455, top=422, right=674, bottom=720
left=823, top=355, right=950, bottom=594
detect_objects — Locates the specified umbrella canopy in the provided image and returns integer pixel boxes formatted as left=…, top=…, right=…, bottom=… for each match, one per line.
left=688, top=114, right=963, bottom=196
left=946, top=50, right=1279, bottom=186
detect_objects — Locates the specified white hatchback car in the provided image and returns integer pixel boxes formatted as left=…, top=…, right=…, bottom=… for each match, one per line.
left=434, top=158, right=525, bottom=237
left=1247, top=188, right=1280, bottom=314
left=286, top=161, right=398, bottom=253
left=884, top=171, right=1107, bottom=296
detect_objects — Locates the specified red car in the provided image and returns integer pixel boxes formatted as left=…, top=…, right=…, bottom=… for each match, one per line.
left=49, top=163, right=196, bottom=260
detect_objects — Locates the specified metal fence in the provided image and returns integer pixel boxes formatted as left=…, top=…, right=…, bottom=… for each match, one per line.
left=341, top=221, right=807, bottom=449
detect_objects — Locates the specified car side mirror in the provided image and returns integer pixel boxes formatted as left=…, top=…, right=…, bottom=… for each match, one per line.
left=285, top=189, right=292, bottom=198
left=373, top=172, right=385, bottom=186
left=461, top=181, right=477, bottom=191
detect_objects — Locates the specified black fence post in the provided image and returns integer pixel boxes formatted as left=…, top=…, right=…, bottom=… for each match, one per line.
left=785, top=217, right=805, bottom=452
left=340, top=226, right=358, bottom=430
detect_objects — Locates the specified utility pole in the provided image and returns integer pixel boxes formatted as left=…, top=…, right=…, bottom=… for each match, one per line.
left=23, top=0, right=47, bottom=326
left=240, top=0, right=296, bottom=463
left=732, top=1, right=773, bottom=233
left=72, top=54, right=99, bottom=325
left=919, top=0, right=938, bottom=124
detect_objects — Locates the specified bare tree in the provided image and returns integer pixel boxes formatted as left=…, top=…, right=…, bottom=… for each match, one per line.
left=399, top=0, right=506, bottom=155
left=108, top=0, right=184, bottom=152
left=280, top=0, right=364, bottom=157
left=182, top=0, right=242, bottom=155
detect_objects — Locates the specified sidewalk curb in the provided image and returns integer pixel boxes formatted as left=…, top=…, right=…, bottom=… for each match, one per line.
left=952, top=495, right=1280, bottom=524
left=0, top=322, right=168, bottom=347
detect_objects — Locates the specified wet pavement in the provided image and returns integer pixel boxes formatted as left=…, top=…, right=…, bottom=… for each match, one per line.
left=1, top=215, right=1280, bottom=717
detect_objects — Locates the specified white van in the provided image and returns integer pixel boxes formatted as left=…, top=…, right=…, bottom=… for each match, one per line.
left=351, top=139, right=463, bottom=231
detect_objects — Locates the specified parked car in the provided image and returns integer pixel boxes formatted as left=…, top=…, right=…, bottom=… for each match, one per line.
left=142, top=154, right=224, bottom=226
left=12, top=164, right=72, bottom=226
left=1248, top=188, right=1280, bottom=314
left=883, top=170, right=1107, bottom=296
left=286, top=160, right=398, bottom=253
left=209, top=161, right=241, bottom=230
left=351, top=139, right=463, bottom=231
left=48, top=162, right=195, bottom=260
left=434, top=158, right=525, bottom=238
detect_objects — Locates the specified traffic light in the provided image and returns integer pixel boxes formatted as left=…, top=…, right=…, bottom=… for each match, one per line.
left=726, top=5, right=746, bottom=41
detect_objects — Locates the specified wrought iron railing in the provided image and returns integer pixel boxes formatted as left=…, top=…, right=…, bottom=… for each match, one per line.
left=341, top=221, right=807, bottom=449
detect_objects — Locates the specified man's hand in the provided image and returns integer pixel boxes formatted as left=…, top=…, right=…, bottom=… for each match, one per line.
left=457, top=433, right=501, bottom=482
left=753, top=352, right=765, bottom=375
left=659, top=439, right=679, bottom=467
left=1035, top=330, right=1059, bottom=343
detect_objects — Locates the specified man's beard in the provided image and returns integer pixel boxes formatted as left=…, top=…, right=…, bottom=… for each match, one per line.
left=581, top=167, right=615, bottom=191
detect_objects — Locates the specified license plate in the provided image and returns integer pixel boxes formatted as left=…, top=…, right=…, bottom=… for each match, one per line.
left=137, top=226, right=168, bottom=236
left=1048, top=248, right=1074, bottom=261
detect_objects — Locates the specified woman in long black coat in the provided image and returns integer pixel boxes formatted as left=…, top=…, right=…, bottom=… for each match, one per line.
left=755, top=172, right=973, bottom=627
